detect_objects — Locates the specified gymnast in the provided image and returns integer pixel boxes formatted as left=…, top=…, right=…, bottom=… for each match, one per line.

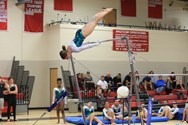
left=83, top=102, right=104, bottom=125
left=103, top=101, right=116, bottom=125
left=60, top=8, right=113, bottom=60
left=159, top=101, right=179, bottom=119
left=52, top=78, right=67, bottom=124
left=182, top=97, right=188, bottom=123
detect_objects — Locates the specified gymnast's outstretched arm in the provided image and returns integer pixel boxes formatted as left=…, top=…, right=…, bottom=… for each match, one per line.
left=74, top=42, right=101, bottom=53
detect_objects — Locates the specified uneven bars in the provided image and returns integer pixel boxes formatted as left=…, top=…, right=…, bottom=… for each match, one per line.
left=137, top=74, right=188, bottom=76
left=100, top=37, right=126, bottom=43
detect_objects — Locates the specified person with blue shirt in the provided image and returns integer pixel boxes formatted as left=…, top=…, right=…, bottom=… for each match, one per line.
left=83, top=102, right=104, bottom=125
left=52, top=78, right=67, bottom=124
left=155, top=76, right=166, bottom=94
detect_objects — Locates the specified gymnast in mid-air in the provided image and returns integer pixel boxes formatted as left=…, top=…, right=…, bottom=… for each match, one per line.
left=60, top=8, right=113, bottom=60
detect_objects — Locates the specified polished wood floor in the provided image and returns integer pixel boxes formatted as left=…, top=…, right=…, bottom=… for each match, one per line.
left=0, top=110, right=185, bottom=125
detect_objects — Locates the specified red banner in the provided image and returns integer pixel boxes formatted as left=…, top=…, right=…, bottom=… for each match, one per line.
left=113, top=29, right=149, bottom=52
left=148, top=0, right=163, bottom=19
left=24, top=0, right=44, bottom=32
left=0, top=0, right=7, bottom=30
left=54, top=0, right=73, bottom=11
left=121, top=0, right=136, bottom=17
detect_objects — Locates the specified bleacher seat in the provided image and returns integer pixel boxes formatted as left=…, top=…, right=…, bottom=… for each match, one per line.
left=154, top=95, right=178, bottom=101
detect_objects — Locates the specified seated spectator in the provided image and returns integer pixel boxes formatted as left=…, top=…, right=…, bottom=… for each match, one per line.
left=77, top=73, right=84, bottom=90
left=142, top=74, right=152, bottom=91
left=136, top=104, right=147, bottom=122
left=123, top=72, right=131, bottom=87
left=153, top=101, right=168, bottom=116
left=105, top=73, right=113, bottom=90
left=103, top=102, right=116, bottom=125
left=135, top=71, right=140, bottom=86
left=83, top=102, right=104, bottom=125
left=165, top=77, right=173, bottom=94
left=182, top=97, right=188, bottom=123
left=96, top=85, right=105, bottom=102
left=84, top=71, right=95, bottom=91
left=97, top=76, right=109, bottom=94
left=170, top=72, right=177, bottom=89
left=176, top=80, right=185, bottom=99
left=155, top=76, right=166, bottom=94
left=159, top=101, right=179, bottom=119
left=113, top=73, right=122, bottom=90
left=149, top=71, right=156, bottom=89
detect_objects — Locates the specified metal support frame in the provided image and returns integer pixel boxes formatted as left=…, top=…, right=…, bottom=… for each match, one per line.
left=124, top=37, right=144, bottom=125
left=70, top=56, right=87, bottom=125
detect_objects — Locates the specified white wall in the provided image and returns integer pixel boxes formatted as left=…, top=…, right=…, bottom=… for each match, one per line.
left=0, top=0, right=187, bottom=108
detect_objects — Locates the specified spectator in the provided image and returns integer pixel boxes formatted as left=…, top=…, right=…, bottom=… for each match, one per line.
left=97, top=76, right=109, bottom=93
left=135, top=71, right=140, bottom=85
left=159, top=101, right=179, bottom=119
left=155, top=76, right=166, bottom=94
left=83, top=102, right=104, bottom=125
left=113, top=73, right=122, bottom=90
left=123, top=72, right=131, bottom=87
left=7, top=77, right=18, bottom=122
left=142, top=74, right=152, bottom=91
left=96, top=85, right=105, bottom=101
left=165, top=77, right=173, bottom=94
left=182, top=97, right=188, bottom=123
left=149, top=71, right=156, bottom=89
left=103, top=102, right=116, bottom=125
left=176, top=80, right=185, bottom=99
left=84, top=71, right=95, bottom=91
left=0, top=77, right=8, bottom=121
left=170, top=72, right=177, bottom=89
left=105, top=73, right=113, bottom=90
left=77, top=73, right=84, bottom=90
left=136, top=104, right=147, bottom=122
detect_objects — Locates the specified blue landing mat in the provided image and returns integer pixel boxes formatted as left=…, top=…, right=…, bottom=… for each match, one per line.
left=65, top=115, right=169, bottom=125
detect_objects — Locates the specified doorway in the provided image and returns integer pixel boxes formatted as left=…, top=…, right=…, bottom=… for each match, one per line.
left=50, top=68, right=58, bottom=105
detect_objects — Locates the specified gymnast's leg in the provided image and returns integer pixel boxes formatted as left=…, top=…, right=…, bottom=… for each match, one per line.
left=82, top=8, right=113, bottom=38
left=56, top=104, right=60, bottom=124
left=60, top=101, right=66, bottom=124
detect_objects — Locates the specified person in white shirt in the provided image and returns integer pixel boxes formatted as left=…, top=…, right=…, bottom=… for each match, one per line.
left=103, top=101, right=116, bottom=125
left=59, top=8, right=113, bottom=60
left=52, top=78, right=67, bottom=124
left=159, top=101, right=179, bottom=119
left=97, top=76, right=109, bottom=93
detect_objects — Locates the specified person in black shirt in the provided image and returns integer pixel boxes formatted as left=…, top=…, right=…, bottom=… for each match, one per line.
left=142, top=75, right=152, bottom=91
left=176, top=80, right=185, bottom=99
left=7, top=77, right=18, bottom=122
left=105, top=73, right=113, bottom=90
left=123, top=72, right=132, bottom=87
left=170, top=72, right=177, bottom=89
left=0, top=77, right=9, bottom=121
left=112, top=73, right=122, bottom=90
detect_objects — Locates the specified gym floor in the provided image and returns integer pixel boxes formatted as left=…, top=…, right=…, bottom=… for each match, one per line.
left=0, top=110, right=185, bottom=125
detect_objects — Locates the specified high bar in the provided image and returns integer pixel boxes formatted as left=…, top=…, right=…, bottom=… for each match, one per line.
left=137, top=74, right=188, bottom=76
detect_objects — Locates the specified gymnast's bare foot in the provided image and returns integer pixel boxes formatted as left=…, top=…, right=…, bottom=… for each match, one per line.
left=104, top=8, right=113, bottom=12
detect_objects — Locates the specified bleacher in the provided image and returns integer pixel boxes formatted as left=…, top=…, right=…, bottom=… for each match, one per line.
left=2, top=56, right=35, bottom=114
